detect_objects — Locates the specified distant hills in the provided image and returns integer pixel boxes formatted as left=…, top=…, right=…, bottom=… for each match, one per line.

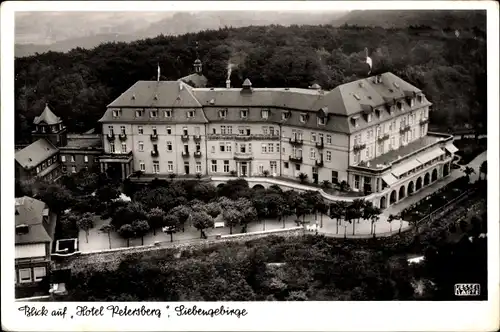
left=14, top=10, right=486, bottom=58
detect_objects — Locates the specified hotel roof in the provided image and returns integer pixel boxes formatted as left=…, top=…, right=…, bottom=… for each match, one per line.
left=15, top=139, right=58, bottom=170
left=33, top=104, right=62, bottom=125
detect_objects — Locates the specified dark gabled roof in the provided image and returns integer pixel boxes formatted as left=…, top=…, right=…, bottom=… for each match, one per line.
left=33, top=104, right=62, bottom=125
left=15, top=139, right=58, bottom=170
left=179, top=73, right=208, bottom=88
left=15, top=196, right=53, bottom=244
left=107, top=81, right=202, bottom=108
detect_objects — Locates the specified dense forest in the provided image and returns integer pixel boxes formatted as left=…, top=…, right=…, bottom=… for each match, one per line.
left=15, top=17, right=486, bottom=143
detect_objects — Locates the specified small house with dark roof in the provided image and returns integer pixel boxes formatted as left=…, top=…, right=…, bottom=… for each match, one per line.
left=32, top=104, right=67, bottom=147
left=15, top=138, right=60, bottom=182
left=15, top=196, right=56, bottom=291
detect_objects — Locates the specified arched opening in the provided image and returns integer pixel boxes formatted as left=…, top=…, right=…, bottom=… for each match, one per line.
left=416, top=177, right=422, bottom=191
left=432, top=169, right=438, bottom=182
left=390, top=190, right=397, bottom=205
left=443, top=163, right=450, bottom=177
left=380, top=196, right=387, bottom=210
left=399, top=185, right=406, bottom=200
left=252, top=184, right=265, bottom=190
left=408, top=181, right=415, bottom=195
left=424, top=173, right=430, bottom=186
left=217, top=183, right=225, bottom=188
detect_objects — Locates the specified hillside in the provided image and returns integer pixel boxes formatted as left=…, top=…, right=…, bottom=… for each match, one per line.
left=14, top=21, right=486, bottom=143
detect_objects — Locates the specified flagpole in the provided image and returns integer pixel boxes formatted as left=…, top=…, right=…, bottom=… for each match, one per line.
left=157, top=63, right=160, bottom=82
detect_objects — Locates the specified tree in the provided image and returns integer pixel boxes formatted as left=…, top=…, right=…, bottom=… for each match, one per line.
left=147, top=207, right=165, bottom=236
left=462, top=166, right=476, bottom=183
left=195, top=173, right=202, bottom=180
left=204, top=202, right=221, bottom=218
left=168, top=173, right=177, bottom=181
left=191, top=211, right=214, bottom=238
left=118, top=224, right=135, bottom=247
left=387, top=214, right=395, bottom=233
left=222, top=208, right=243, bottom=235
left=163, top=214, right=181, bottom=242
left=370, top=207, right=382, bottom=236
left=96, top=184, right=120, bottom=203
left=479, top=160, right=487, bottom=180
left=321, top=180, right=331, bottom=189
left=76, top=212, right=94, bottom=243
left=132, top=219, right=150, bottom=245
left=297, top=172, right=308, bottom=183
left=262, top=170, right=270, bottom=177
left=339, top=180, right=350, bottom=192
left=170, top=205, right=191, bottom=232
left=352, top=199, right=366, bottom=224
left=35, top=182, right=74, bottom=213
left=100, top=224, right=114, bottom=249
left=111, top=202, right=147, bottom=229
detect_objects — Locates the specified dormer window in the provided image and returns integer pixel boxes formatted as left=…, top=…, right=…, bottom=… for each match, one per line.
left=135, top=110, right=144, bottom=117
left=299, top=113, right=306, bottom=123
left=417, top=95, right=424, bottom=103
left=187, top=110, right=195, bottom=118
left=367, top=114, right=372, bottom=122
left=261, top=109, right=269, bottom=119
left=410, top=98, right=415, bottom=107
left=353, top=94, right=361, bottom=101
left=350, top=116, right=360, bottom=128
left=219, top=109, right=227, bottom=118
left=112, top=110, right=120, bottom=118
left=240, top=109, right=248, bottom=119
left=282, top=112, right=290, bottom=120
left=397, top=102, right=404, bottom=111
left=318, top=117, right=326, bottom=125
left=150, top=109, right=158, bottom=118
left=164, top=109, right=172, bottom=118
left=15, top=224, right=29, bottom=235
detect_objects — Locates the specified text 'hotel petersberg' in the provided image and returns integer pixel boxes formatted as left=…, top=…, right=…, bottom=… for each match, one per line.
left=44, top=58, right=462, bottom=210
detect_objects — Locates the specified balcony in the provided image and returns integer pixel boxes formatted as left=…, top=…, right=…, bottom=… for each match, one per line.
left=182, top=151, right=190, bottom=157
left=119, top=133, right=127, bottom=141
left=353, top=143, right=366, bottom=152
left=106, top=133, right=115, bottom=141
left=315, top=141, right=324, bottom=149
left=420, top=118, right=429, bottom=126
left=289, top=155, right=303, bottom=163
left=289, top=137, right=303, bottom=146
left=377, top=133, right=390, bottom=142
left=193, top=135, right=202, bottom=142
left=234, top=152, right=253, bottom=161
left=399, top=125, right=411, bottom=134
left=315, top=159, right=324, bottom=167
left=206, top=134, right=280, bottom=141
left=194, top=151, right=202, bottom=158
left=151, top=150, right=159, bottom=157
left=150, top=134, right=158, bottom=141
left=181, top=135, right=190, bottom=142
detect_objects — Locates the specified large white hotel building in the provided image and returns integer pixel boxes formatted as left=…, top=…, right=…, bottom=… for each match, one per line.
left=98, top=60, right=458, bottom=209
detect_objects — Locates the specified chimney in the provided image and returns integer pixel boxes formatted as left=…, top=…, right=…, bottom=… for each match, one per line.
left=226, top=79, right=231, bottom=89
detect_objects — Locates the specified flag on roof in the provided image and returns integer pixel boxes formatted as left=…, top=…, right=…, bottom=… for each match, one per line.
left=157, top=63, right=161, bottom=82
left=365, top=47, right=372, bottom=75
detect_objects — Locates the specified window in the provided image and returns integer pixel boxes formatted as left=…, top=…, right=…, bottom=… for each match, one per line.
left=268, top=143, right=274, bottom=153
left=227, top=126, right=232, bottom=134
left=222, top=160, right=230, bottom=173
left=62, top=166, right=67, bottom=173
left=211, top=160, right=217, bottom=172
left=19, top=268, right=31, bottom=283
left=245, top=127, right=251, bottom=135
left=221, top=126, right=226, bottom=135
left=270, top=161, right=277, bottom=174
left=240, top=109, right=248, bottom=118
left=84, top=155, right=88, bottom=163
left=167, top=161, right=173, bottom=172
left=354, top=152, right=360, bottom=164
left=376, top=126, right=381, bottom=138
left=138, top=126, right=143, bottom=134
left=249, top=143, right=252, bottom=153
left=332, top=171, right=339, bottom=184
left=282, top=112, right=290, bottom=120
left=108, top=126, right=114, bottom=135
left=121, top=143, right=127, bottom=153
left=366, top=147, right=370, bottom=159
left=120, top=126, right=126, bottom=135
left=327, top=135, right=332, bottom=144
left=138, top=141, right=144, bottom=152
left=311, top=133, right=317, bottom=142
left=36, top=166, right=40, bottom=173
left=135, top=110, right=144, bottom=117
left=150, top=110, right=158, bottom=117
left=166, top=126, right=172, bottom=135
left=367, top=114, right=372, bottom=122
left=354, top=175, right=360, bottom=189
left=318, top=117, right=326, bottom=125
left=299, top=114, right=306, bottom=123
left=41, top=126, right=46, bottom=133
left=71, top=155, right=75, bottom=162
left=196, top=162, right=202, bottom=173
left=153, top=162, right=160, bottom=173
left=262, top=126, right=268, bottom=135
left=152, top=126, right=157, bottom=135
left=164, top=109, right=172, bottom=117
left=397, top=102, right=403, bottom=111
left=48, top=159, right=52, bottom=166
left=326, top=151, right=332, bottom=161
left=211, top=146, right=216, bottom=153
left=140, top=162, right=145, bottom=171
left=269, top=126, right=275, bottom=136
left=61, top=155, right=66, bottom=162
left=258, top=164, right=264, bottom=174
left=240, top=143, right=246, bottom=153
left=295, top=164, right=301, bottom=171
left=284, top=162, right=289, bottom=169
left=238, top=127, right=245, bottom=135
left=112, top=110, right=119, bottom=117
left=52, top=156, right=57, bottom=163
left=219, top=109, right=227, bottom=118
left=226, top=143, right=232, bottom=152
left=262, top=109, right=269, bottom=119
left=187, top=110, right=195, bottom=118
left=71, top=166, right=76, bottom=173
left=318, top=133, right=324, bottom=143
left=183, top=127, right=188, bottom=136
left=354, top=134, right=361, bottom=146
left=310, top=148, right=316, bottom=160
left=33, top=267, right=46, bottom=282
left=220, top=143, right=226, bottom=152
left=110, top=143, right=115, bottom=153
